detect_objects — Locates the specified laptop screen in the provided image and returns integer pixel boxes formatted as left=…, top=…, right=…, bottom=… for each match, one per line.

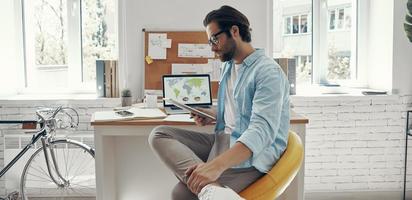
left=162, top=74, right=212, bottom=107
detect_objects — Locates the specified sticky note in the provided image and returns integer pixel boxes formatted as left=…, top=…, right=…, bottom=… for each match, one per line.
left=145, top=56, right=153, bottom=64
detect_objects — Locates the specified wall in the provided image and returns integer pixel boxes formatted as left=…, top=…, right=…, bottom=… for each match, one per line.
left=117, top=0, right=272, bottom=101
left=367, top=0, right=412, bottom=95
left=366, top=0, right=394, bottom=92
left=0, top=95, right=410, bottom=195
left=392, top=0, right=412, bottom=95
left=292, top=95, right=412, bottom=193
left=0, top=0, right=19, bottom=96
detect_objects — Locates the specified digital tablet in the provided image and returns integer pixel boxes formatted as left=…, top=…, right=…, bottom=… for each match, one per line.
left=163, top=98, right=216, bottom=121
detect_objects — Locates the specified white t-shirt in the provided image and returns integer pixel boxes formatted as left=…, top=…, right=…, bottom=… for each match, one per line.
left=208, top=63, right=242, bottom=161
left=224, top=63, right=241, bottom=135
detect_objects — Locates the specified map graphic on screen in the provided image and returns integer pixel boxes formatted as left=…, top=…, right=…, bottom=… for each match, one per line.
left=163, top=76, right=211, bottom=106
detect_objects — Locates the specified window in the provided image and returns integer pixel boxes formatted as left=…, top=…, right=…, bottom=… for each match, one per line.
left=319, top=1, right=357, bottom=83
left=21, top=0, right=117, bottom=93
left=283, top=14, right=311, bottom=35
left=295, top=55, right=312, bottom=84
left=328, top=6, right=352, bottom=31
left=274, top=0, right=358, bottom=86
left=301, top=15, right=308, bottom=33
left=292, top=16, right=299, bottom=34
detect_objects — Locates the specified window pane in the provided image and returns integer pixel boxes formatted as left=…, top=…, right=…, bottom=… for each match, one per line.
left=329, top=10, right=336, bottom=30
left=337, top=8, right=344, bottom=29
left=300, top=14, right=308, bottom=33
left=284, top=17, right=291, bottom=34
left=24, top=0, right=69, bottom=88
left=326, top=0, right=354, bottom=81
left=81, top=0, right=117, bottom=83
left=274, top=0, right=312, bottom=85
left=345, top=7, right=352, bottom=29
left=292, top=16, right=299, bottom=34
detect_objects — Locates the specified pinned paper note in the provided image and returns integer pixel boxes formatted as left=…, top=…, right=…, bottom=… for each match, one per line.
left=145, top=56, right=153, bottom=64
left=171, top=61, right=221, bottom=81
left=178, top=43, right=214, bottom=58
left=148, top=33, right=169, bottom=59
left=161, top=39, right=172, bottom=48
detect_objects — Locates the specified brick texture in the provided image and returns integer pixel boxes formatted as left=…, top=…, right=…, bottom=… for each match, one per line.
left=292, top=94, right=412, bottom=192
left=1, top=95, right=411, bottom=194
left=0, top=99, right=119, bottom=195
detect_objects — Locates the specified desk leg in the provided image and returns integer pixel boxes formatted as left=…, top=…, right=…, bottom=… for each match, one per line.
left=95, top=128, right=116, bottom=200
left=278, top=124, right=306, bottom=200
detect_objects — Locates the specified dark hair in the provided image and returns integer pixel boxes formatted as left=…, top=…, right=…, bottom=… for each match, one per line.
left=203, top=5, right=252, bottom=43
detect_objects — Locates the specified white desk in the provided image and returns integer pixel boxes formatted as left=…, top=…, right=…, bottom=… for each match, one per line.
left=91, top=113, right=308, bottom=200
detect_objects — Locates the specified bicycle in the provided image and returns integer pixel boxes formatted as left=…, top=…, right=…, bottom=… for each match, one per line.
left=0, top=106, right=95, bottom=199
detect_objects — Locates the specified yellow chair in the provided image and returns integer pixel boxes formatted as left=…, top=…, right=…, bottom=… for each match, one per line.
left=239, top=131, right=304, bottom=200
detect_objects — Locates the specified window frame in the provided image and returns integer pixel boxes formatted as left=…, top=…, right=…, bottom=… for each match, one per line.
left=16, top=0, right=103, bottom=94
left=312, top=0, right=360, bottom=85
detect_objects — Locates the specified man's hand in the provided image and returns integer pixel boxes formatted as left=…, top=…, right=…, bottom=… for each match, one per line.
left=185, top=162, right=225, bottom=194
left=190, top=108, right=216, bottom=126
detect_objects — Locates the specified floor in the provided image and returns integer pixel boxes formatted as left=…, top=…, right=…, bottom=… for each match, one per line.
left=3, top=191, right=409, bottom=200
left=306, top=191, right=412, bottom=200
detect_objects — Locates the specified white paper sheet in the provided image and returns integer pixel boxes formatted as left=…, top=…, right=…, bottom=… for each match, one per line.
left=161, top=39, right=172, bottom=48
left=148, top=33, right=168, bottom=59
left=171, top=61, right=221, bottom=81
left=178, top=43, right=214, bottom=58
left=93, top=108, right=167, bottom=122
left=163, top=114, right=194, bottom=122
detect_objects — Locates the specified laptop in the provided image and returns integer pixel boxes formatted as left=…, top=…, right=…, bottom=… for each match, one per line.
left=162, top=74, right=212, bottom=115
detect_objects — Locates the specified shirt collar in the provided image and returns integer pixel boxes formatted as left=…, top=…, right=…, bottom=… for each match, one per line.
left=242, top=48, right=265, bottom=67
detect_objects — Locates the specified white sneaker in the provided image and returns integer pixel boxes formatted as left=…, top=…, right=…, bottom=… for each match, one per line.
left=198, top=184, right=245, bottom=200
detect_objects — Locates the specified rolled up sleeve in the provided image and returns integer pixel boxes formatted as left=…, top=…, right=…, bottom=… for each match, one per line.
left=237, top=65, right=286, bottom=158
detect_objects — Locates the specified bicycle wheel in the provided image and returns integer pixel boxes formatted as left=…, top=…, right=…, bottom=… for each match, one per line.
left=20, top=139, right=95, bottom=199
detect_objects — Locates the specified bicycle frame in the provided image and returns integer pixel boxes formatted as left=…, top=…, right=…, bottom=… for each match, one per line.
left=0, top=120, right=46, bottom=178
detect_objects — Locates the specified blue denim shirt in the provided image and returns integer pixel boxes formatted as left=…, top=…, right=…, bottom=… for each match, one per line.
left=215, top=49, right=290, bottom=173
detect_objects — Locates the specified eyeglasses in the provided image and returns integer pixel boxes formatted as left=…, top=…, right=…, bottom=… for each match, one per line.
left=208, top=29, right=227, bottom=46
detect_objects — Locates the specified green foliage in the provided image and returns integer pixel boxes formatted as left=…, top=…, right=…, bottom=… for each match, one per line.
left=33, top=0, right=116, bottom=80
left=121, top=89, right=132, bottom=97
left=405, top=0, right=412, bottom=42
left=327, top=45, right=350, bottom=80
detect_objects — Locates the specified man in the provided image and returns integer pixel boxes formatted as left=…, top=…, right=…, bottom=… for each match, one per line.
left=149, top=5, right=290, bottom=200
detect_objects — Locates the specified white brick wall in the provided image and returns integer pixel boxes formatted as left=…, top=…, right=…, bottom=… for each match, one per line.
left=0, top=98, right=119, bottom=195
left=291, top=94, right=412, bottom=193
left=0, top=95, right=411, bottom=195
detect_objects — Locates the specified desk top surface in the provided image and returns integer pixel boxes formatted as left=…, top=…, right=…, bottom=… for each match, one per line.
left=91, top=111, right=308, bottom=126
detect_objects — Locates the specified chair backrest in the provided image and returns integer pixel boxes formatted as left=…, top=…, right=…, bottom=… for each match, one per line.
left=239, top=131, right=304, bottom=200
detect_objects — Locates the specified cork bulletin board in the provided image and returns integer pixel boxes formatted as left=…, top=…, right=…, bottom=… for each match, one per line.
left=143, top=30, right=219, bottom=98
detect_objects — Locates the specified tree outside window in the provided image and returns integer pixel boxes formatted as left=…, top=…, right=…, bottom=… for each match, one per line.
left=82, top=0, right=117, bottom=83
left=23, top=0, right=117, bottom=90
left=33, top=0, right=67, bottom=67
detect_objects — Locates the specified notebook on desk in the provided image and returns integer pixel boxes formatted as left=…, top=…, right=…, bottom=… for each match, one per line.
left=162, top=74, right=212, bottom=115
left=93, top=108, right=167, bottom=122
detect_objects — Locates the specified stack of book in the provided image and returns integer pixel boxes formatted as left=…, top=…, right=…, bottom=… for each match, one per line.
left=96, top=60, right=119, bottom=97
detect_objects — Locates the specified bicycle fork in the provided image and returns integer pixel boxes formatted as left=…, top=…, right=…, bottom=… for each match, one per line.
left=41, top=137, right=69, bottom=188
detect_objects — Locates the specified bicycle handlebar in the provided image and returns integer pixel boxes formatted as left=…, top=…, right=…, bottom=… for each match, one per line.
left=27, top=106, right=78, bottom=135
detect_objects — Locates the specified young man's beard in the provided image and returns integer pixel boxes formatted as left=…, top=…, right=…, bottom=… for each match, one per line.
left=220, top=39, right=237, bottom=62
